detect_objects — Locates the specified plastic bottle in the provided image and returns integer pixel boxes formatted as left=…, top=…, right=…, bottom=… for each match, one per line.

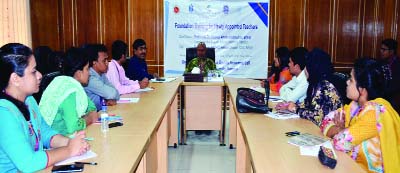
left=100, top=99, right=109, bottom=133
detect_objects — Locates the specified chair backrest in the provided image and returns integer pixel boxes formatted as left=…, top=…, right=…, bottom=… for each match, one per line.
left=185, top=47, right=215, bottom=66
left=331, top=72, right=351, bottom=104
left=33, top=71, right=62, bottom=103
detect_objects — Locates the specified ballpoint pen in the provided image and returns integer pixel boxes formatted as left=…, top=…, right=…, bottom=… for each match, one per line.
left=84, top=137, right=94, bottom=141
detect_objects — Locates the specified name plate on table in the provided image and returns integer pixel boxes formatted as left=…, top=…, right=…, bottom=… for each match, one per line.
left=183, top=72, right=204, bottom=82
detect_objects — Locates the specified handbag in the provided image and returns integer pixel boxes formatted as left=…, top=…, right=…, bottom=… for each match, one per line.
left=236, top=87, right=270, bottom=113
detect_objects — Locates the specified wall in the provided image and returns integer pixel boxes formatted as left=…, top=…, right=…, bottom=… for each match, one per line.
left=31, top=0, right=400, bottom=76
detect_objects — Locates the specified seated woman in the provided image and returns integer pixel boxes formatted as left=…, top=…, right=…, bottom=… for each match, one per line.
left=261, top=47, right=292, bottom=92
left=39, top=47, right=98, bottom=136
left=0, top=43, right=89, bottom=172
left=276, top=48, right=342, bottom=126
left=320, top=58, right=400, bottom=172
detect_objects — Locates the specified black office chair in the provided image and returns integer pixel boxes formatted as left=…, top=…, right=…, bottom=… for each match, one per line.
left=331, top=72, right=351, bottom=105
left=33, top=71, right=61, bottom=103
left=185, top=47, right=216, bottom=66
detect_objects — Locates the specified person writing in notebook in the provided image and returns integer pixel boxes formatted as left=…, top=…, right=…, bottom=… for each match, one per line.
left=185, top=42, right=216, bottom=74
left=106, top=40, right=148, bottom=94
left=0, top=43, right=89, bottom=172
left=320, top=58, right=400, bottom=172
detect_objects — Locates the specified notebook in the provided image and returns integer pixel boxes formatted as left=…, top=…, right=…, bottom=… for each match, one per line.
left=264, top=110, right=300, bottom=120
left=288, top=133, right=328, bottom=147
left=55, top=150, right=97, bottom=166
left=117, top=97, right=140, bottom=103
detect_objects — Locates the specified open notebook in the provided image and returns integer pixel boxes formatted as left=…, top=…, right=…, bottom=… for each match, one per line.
left=55, top=150, right=97, bottom=166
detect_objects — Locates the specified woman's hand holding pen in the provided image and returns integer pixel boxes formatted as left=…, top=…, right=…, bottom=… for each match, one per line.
left=68, top=131, right=90, bottom=157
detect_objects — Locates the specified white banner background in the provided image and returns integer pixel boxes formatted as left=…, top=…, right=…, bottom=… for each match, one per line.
left=164, top=0, right=269, bottom=78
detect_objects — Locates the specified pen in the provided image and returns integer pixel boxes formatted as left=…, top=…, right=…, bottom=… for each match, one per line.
left=84, top=137, right=94, bottom=141
left=75, top=162, right=98, bottom=165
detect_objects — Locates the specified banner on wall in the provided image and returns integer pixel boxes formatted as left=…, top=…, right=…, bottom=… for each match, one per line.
left=164, top=0, right=269, bottom=78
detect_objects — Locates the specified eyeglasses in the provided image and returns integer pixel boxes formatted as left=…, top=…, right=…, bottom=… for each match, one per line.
left=380, top=47, right=391, bottom=51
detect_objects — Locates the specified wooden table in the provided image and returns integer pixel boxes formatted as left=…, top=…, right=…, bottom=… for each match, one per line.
left=42, top=78, right=182, bottom=173
left=225, top=79, right=365, bottom=173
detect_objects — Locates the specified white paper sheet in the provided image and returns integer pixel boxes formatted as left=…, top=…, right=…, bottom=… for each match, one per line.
left=117, top=97, right=140, bottom=103
left=134, top=87, right=154, bottom=93
left=264, top=110, right=300, bottom=120
left=55, top=150, right=97, bottom=166
left=299, top=141, right=336, bottom=157
left=150, top=77, right=177, bottom=83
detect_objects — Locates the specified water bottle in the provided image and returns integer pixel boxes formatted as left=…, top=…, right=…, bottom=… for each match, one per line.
left=100, top=99, right=109, bottom=133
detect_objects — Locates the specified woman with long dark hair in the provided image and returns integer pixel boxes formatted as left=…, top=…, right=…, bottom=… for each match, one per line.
left=0, top=43, right=89, bottom=172
left=261, top=47, right=292, bottom=92
left=277, top=48, right=342, bottom=126
left=321, top=58, right=400, bottom=172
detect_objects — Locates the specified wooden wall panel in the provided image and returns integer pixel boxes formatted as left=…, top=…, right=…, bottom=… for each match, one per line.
left=305, top=0, right=333, bottom=53
left=360, top=0, right=380, bottom=58
left=273, top=0, right=306, bottom=49
left=76, top=0, right=100, bottom=47
left=59, top=0, right=75, bottom=51
left=30, top=0, right=60, bottom=50
left=102, top=0, right=129, bottom=54
left=333, top=0, right=362, bottom=65
left=30, top=0, right=400, bottom=75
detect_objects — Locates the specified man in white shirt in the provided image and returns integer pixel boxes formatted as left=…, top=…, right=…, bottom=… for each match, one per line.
left=279, top=47, right=309, bottom=103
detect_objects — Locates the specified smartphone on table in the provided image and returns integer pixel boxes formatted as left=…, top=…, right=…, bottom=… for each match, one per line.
left=51, top=164, right=84, bottom=173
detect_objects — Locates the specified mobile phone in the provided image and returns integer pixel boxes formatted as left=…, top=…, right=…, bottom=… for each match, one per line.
left=51, top=164, right=84, bottom=173
left=156, top=78, right=166, bottom=81
left=109, top=122, right=123, bottom=128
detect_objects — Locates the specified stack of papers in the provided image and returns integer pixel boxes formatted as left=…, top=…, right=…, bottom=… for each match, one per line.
left=117, top=97, right=140, bottom=103
left=300, top=141, right=336, bottom=157
left=287, top=133, right=328, bottom=147
left=150, top=77, right=177, bottom=83
left=264, top=110, right=300, bottom=120
left=134, top=87, right=154, bottom=93
left=55, top=150, right=97, bottom=166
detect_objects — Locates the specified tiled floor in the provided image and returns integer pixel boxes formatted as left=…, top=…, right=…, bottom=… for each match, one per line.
left=168, top=130, right=236, bottom=173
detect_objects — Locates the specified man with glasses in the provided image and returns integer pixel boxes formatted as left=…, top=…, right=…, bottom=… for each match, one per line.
left=84, top=44, right=119, bottom=110
left=127, top=39, right=158, bottom=83
left=185, top=42, right=216, bottom=74
left=106, top=40, right=148, bottom=95
left=380, top=39, right=400, bottom=113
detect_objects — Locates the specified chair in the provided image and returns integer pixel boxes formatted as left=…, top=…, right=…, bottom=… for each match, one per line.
left=331, top=72, right=351, bottom=105
left=185, top=47, right=216, bottom=66
left=33, top=71, right=61, bottom=103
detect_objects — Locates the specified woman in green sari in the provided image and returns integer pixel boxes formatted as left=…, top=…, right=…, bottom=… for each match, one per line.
left=40, top=47, right=98, bottom=136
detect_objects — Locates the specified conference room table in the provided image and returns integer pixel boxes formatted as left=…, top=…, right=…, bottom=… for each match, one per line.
left=224, top=77, right=365, bottom=173
left=41, top=77, right=364, bottom=173
left=42, top=77, right=182, bottom=173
